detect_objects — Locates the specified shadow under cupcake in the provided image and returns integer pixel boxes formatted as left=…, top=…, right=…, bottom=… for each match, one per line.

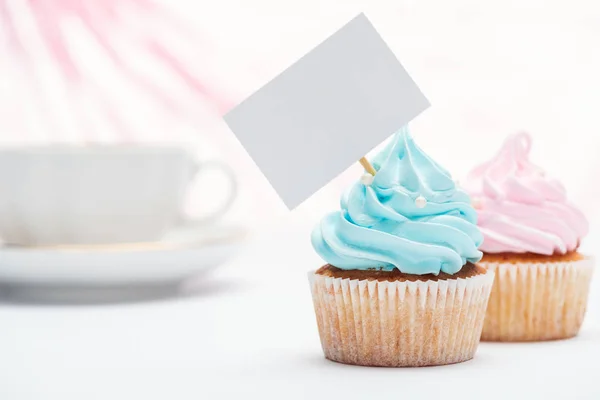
left=309, top=128, right=494, bottom=367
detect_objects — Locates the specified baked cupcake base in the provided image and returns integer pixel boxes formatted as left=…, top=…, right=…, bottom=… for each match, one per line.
left=309, top=264, right=494, bottom=367
left=479, top=252, right=594, bottom=342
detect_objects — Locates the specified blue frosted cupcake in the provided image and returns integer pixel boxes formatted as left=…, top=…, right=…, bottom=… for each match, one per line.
left=309, top=128, right=494, bottom=367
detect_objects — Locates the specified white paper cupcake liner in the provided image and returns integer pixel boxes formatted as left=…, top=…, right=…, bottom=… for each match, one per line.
left=479, top=257, right=594, bottom=342
left=308, top=269, right=494, bottom=367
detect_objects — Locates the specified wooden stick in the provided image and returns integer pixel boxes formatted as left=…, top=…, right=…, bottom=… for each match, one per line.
left=359, top=157, right=376, bottom=176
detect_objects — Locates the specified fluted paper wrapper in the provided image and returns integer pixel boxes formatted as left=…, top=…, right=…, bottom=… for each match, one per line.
left=479, top=258, right=594, bottom=342
left=309, top=270, right=494, bottom=367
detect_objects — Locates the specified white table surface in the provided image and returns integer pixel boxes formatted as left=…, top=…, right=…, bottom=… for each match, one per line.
left=1, top=220, right=599, bottom=400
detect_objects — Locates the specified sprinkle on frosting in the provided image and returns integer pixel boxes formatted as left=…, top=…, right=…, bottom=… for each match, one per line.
left=464, top=132, right=588, bottom=255
left=311, top=128, right=483, bottom=275
left=360, top=173, right=374, bottom=186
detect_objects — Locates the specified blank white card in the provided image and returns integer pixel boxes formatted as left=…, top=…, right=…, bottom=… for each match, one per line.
left=225, top=13, right=430, bottom=209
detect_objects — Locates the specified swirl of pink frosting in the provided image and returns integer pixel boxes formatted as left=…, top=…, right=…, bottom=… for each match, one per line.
left=464, top=132, right=588, bottom=255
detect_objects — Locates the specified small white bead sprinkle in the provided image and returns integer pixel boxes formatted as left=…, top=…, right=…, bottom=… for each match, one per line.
left=360, top=173, right=374, bottom=186
left=415, top=195, right=427, bottom=208
left=472, top=197, right=482, bottom=209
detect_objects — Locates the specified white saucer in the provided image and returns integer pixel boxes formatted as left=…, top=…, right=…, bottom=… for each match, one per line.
left=0, top=224, right=247, bottom=286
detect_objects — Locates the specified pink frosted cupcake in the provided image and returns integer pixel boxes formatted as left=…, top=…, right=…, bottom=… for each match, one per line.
left=465, top=132, right=593, bottom=341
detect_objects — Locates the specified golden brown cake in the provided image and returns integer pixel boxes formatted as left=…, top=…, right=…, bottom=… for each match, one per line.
left=310, top=264, right=493, bottom=366
left=478, top=252, right=593, bottom=342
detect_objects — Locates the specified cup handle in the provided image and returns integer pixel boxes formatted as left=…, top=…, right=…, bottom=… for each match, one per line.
left=178, top=160, right=238, bottom=226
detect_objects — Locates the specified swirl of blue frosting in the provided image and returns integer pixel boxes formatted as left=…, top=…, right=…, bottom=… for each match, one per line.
left=311, top=128, right=483, bottom=275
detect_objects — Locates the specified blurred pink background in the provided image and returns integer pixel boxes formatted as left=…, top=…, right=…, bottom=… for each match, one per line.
left=1, top=0, right=598, bottom=230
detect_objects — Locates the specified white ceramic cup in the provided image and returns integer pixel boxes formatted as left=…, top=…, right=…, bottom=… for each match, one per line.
left=0, top=146, right=237, bottom=246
